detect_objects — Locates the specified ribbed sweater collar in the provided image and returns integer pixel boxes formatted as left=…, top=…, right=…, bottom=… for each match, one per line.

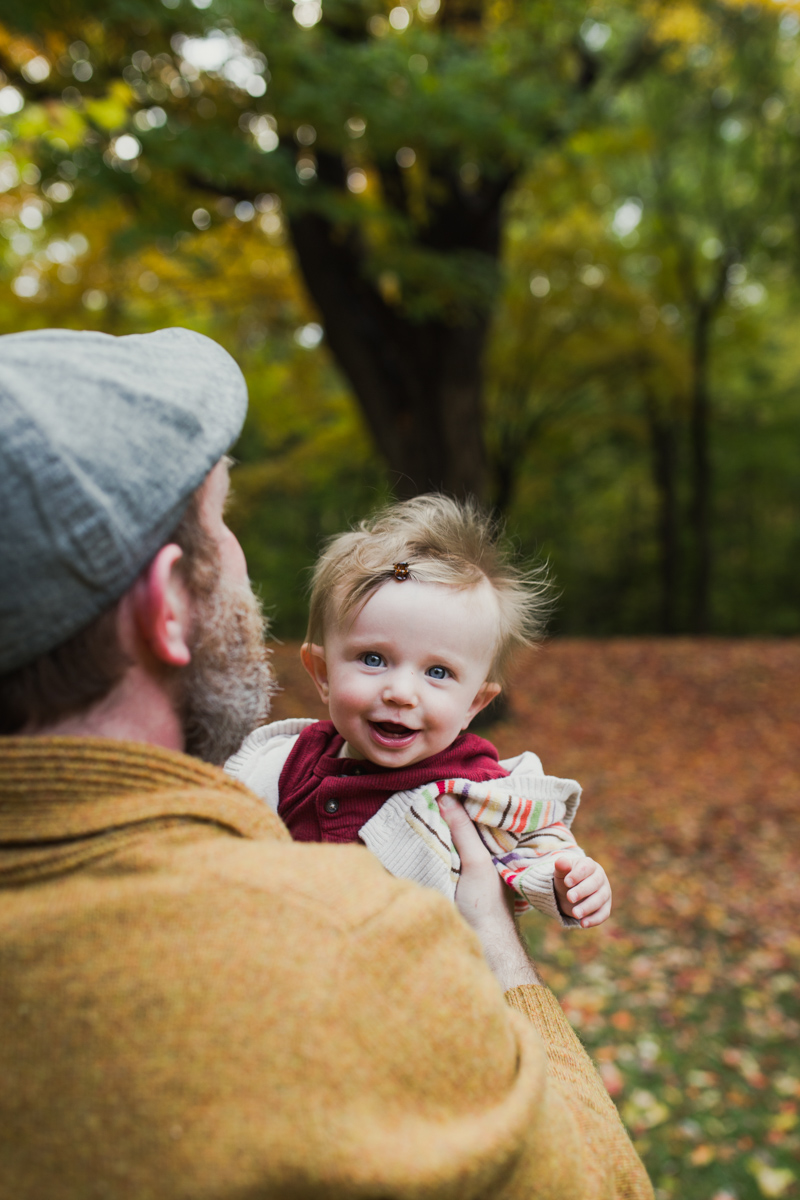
left=0, top=737, right=287, bottom=844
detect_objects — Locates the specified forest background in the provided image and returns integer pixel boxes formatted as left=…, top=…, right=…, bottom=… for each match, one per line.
left=1, top=5, right=800, bottom=1200
left=2, top=0, right=800, bottom=639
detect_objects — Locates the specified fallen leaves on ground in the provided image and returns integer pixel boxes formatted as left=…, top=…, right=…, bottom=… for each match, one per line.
left=269, top=638, right=800, bottom=1200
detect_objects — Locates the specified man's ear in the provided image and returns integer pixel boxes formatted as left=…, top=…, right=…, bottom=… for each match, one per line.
left=130, top=544, right=193, bottom=667
left=463, top=681, right=502, bottom=729
left=300, top=642, right=330, bottom=703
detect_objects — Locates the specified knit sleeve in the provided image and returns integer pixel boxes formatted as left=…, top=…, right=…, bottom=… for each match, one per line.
left=505, top=985, right=654, bottom=1199
left=503, top=823, right=586, bottom=925
left=323, top=878, right=653, bottom=1200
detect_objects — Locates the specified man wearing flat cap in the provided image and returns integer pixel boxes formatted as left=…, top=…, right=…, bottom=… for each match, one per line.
left=0, top=327, right=651, bottom=1199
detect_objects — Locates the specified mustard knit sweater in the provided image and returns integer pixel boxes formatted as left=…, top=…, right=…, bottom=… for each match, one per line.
left=0, top=738, right=652, bottom=1200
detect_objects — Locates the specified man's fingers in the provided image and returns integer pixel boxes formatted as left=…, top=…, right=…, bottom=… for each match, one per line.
left=436, top=793, right=509, bottom=922
left=435, top=794, right=541, bottom=987
left=437, top=793, right=492, bottom=869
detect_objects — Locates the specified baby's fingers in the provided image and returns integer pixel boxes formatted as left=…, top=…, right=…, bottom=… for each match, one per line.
left=566, top=873, right=603, bottom=905
left=572, top=880, right=612, bottom=926
left=560, top=855, right=598, bottom=888
left=564, top=857, right=604, bottom=893
left=553, top=854, right=580, bottom=881
left=575, top=895, right=612, bottom=928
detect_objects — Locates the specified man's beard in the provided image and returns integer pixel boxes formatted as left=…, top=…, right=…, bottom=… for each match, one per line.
left=177, top=573, right=276, bottom=766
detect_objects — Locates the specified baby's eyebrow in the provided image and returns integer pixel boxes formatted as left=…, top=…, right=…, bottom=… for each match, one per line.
left=427, top=654, right=461, bottom=671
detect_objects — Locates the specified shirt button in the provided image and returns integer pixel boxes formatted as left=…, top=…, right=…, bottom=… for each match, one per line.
left=351, top=765, right=362, bottom=775
left=323, top=798, right=340, bottom=814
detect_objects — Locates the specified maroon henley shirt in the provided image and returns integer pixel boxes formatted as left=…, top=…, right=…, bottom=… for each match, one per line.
left=278, top=719, right=509, bottom=844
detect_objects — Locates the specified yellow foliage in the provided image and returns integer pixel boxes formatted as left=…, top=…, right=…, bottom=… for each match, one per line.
left=746, top=1160, right=796, bottom=1199
left=14, top=104, right=56, bottom=140
left=0, top=26, right=40, bottom=67
left=721, top=0, right=800, bottom=10
left=637, top=0, right=800, bottom=73
left=84, top=80, right=134, bottom=133
left=40, top=103, right=87, bottom=149
left=641, top=1, right=715, bottom=50
left=622, top=1088, right=670, bottom=1131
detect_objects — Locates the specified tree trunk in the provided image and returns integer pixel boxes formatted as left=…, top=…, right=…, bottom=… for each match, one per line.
left=645, top=395, right=680, bottom=633
left=689, top=307, right=712, bottom=633
left=288, top=153, right=513, bottom=501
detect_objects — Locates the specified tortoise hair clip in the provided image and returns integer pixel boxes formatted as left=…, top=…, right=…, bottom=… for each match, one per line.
left=393, top=562, right=410, bottom=581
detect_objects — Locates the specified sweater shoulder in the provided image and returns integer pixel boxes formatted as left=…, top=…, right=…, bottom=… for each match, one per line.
left=224, top=718, right=318, bottom=810
left=135, top=819, right=425, bottom=935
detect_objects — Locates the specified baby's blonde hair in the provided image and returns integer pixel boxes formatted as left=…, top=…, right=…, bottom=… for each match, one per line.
left=306, top=494, right=551, bottom=684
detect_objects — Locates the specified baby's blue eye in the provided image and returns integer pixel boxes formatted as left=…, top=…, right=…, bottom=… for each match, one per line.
left=362, top=652, right=384, bottom=668
left=427, top=665, right=449, bottom=680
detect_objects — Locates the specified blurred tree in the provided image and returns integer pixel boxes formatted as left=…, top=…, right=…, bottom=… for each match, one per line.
left=2, top=0, right=800, bottom=636
left=0, top=0, right=658, bottom=499
left=613, top=2, right=800, bottom=631
left=487, top=0, right=800, bottom=631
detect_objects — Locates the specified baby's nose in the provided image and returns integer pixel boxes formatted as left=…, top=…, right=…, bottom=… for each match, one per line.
left=382, top=671, right=418, bottom=706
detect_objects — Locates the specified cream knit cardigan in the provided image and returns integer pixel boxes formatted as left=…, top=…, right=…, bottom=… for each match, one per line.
left=226, top=718, right=584, bottom=924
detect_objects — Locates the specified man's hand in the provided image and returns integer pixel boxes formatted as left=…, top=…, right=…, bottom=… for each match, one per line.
left=437, top=792, right=542, bottom=990
left=553, top=856, right=612, bottom=928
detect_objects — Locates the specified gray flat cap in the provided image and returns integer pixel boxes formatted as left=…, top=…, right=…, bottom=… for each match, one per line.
left=0, top=327, right=248, bottom=673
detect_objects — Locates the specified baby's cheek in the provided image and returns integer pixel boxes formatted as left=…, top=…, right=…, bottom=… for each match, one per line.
left=329, top=677, right=372, bottom=716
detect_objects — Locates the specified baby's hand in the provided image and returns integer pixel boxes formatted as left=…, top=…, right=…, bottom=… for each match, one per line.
left=553, top=855, right=612, bottom=928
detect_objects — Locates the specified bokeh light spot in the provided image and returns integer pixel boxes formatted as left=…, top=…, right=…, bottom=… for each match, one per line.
left=114, top=135, right=142, bottom=161
left=296, top=157, right=317, bottom=182
left=612, top=198, right=643, bottom=238
left=22, top=57, right=50, bottom=84
left=389, top=7, right=411, bottom=31
left=293, top=1, right=322, bottom=28
left=20, top=204, right=43, bottom=231
left=0, top=87, right=24, bottom=116
left=82, top=288, right=107, bottom=311
left=0, top=157, right=20, bottom=192
left=12, top=274, right=39, bottom=298
left=347, top=168, right=368, bottom=193
left=294, top=322, right=323, bottom=349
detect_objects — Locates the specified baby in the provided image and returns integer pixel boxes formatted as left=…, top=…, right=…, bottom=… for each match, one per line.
left=226, top=495, right=611, bottom=928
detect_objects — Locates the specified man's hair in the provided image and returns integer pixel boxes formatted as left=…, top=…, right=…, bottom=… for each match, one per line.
left=0, top=489, right=219, bottom=736
left=306, top=494, right=551, bottom=684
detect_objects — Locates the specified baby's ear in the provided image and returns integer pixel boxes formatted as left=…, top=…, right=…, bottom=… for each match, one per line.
left=463, top=681, right=502, bottom=728
left=300, top=643, right=330, bottom=703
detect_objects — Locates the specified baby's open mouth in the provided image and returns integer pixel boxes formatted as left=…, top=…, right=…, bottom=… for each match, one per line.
left=368, top=721, right=419, bottom=744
